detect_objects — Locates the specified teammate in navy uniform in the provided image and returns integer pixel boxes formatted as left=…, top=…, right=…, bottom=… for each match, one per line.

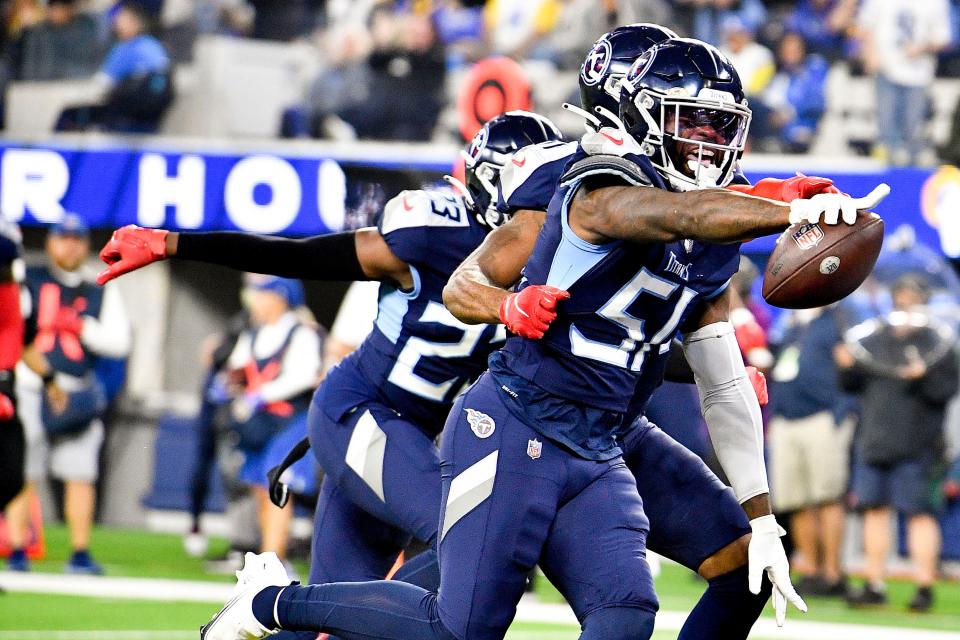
left=94, top=112, right=563, bottom=625
left=193, top=38, right=890, bottom=640
left=443, top=27, right=845, bottom=640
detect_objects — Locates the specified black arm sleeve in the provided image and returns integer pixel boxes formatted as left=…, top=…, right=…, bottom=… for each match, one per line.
left=175, top=231, right=369, bottom=281
left=663, top=340, right=695, bottom=384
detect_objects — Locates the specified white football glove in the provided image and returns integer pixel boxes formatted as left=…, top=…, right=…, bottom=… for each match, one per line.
left=788, top=183, right=891, bottom=226
left=748, top=514, right=807, bottom=627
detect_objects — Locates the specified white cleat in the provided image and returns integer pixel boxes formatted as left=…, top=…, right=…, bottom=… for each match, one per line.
left=200, top=552, right=292, bottom=640
left=183, top=532, right=209, bottom=558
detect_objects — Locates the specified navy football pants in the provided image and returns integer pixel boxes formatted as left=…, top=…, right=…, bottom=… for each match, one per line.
left=277, top=372, right=657, bottom=640
left=306, top=389, right=442, bottom=585
left=284, top=374, right=751, bottom=639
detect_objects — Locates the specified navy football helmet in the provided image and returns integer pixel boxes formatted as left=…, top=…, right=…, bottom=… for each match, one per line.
left=576, top=23, right=678, bottom=130
left=619, top=38, right=751, bottom=191
left=458, top=111, right=563, bottom=228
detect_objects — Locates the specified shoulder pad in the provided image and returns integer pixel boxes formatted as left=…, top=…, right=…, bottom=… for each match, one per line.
left=500, top=140, right=577, bottom=205
left=560, top=155, right=652, bottom=189
left=579, top=127, right=647, bottom=158
left=381, top=190, right=471, bottom=235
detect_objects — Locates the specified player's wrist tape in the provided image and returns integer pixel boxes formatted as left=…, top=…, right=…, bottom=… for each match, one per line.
left=176, top=231, right=368, bottom=281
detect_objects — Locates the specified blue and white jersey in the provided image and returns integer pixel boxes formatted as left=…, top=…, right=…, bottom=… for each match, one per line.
left=326, top=190, right=505, bottom=436
left=496, top=140, right=579, bottom=213
left=489, top=147, right=741, bottom=459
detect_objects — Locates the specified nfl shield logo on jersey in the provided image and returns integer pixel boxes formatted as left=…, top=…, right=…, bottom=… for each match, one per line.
left=792, top=223, right=824, bottom=250
left=465, top=408, right=495, bottom=439
left=527, top=438, right=542, bottom=460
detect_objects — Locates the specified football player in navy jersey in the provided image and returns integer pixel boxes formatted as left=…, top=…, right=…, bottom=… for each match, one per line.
left=190, top=37, right=890, bottom=640
left=94, top=112, right=563, bottom=632
left=441, top=28, right=841, bottom=640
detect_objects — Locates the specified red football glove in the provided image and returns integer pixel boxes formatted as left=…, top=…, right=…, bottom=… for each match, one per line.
left=499, top=285, right=570, bottom=339
left=746, top=366, right=768, bottom=406
left=97, top=225, right=170, bottom=285
left=731, top=307, right=766, bottom=350
left=733, top=317, right=767, bottom=355
left=728, top=176, right=841, bottom=202
left=54, top=306, right=85, bottom=335
left=0, top=392, right=13, bottom=421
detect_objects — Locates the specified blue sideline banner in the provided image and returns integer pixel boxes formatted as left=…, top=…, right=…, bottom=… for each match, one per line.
left=0, top=140, right=453, bottom=236
left=0, top=139, right=957, bottom=258
left=741, top=166, right=960, bottom=258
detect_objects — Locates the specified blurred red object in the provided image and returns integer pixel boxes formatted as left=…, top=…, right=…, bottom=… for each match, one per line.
left=945, top=479, right=960, bottom=501
left=457, top=56, right=532, bottom=143
left=0, top=393, right=13, bottom=421
left=0, top=493, right=45, bottom=560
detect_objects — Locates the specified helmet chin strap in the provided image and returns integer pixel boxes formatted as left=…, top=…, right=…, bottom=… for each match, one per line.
left=594, top=105, right=628, bottom=133
left=562, top=103, right=602, bottom=131
left=684, top=158, right=723, bottom=188
left=667, top=165, right=721, bottom=192
left=444, top=174, right=503, bottom=227
left=443, top=174, right=475, bottom=208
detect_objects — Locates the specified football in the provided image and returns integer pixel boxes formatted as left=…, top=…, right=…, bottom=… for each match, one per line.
left=762, top=212, right=884, bottom=309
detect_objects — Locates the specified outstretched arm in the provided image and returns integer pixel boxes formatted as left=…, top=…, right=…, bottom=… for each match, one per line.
left=443, top=210, right=545, bottom=324
left=443, top=210, right=568, bottom=339
left=569, top=182, right=888, bottom=245
left=98, top=227, right=413, bottom=290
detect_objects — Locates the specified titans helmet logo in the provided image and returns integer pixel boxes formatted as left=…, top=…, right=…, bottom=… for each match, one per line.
left=626, top=48, right=657, bottom=86
left=468, top=126, right=488, bottom=165
left=581, top=38, right=612, bottom=87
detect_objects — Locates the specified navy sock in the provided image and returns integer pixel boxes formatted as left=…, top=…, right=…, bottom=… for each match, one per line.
left=678, top=566, right=770, bottom=640
left=391, top=549, right=440, bottom=592
left=70, top=549, right=90, bottom=562
left=252, top=585, right=285, bottom=630
left=274, top=580, right=457, bottom=640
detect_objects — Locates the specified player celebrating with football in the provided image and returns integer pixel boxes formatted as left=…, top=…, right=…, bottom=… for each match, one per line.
left=443, top=27, right=840, bottom=639
left=193, top=38, right=889, bottom=640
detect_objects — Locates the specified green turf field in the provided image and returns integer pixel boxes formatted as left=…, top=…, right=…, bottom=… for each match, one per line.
left=0, top=593, right=756, bottom=640
left=3, top=525, right=959, bottom=638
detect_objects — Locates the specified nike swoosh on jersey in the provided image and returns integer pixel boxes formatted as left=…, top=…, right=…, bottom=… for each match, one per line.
left=512, top=155, right=527, bottom=167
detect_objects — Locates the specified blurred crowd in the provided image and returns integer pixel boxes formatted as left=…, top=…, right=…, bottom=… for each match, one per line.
left=723, top=228, right=960, bottom=611
left=2, top=0, right=960, bottom=162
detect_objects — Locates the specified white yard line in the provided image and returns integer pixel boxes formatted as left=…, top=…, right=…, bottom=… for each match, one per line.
left=515, top=597, right=960, bottom=640
left=3, top=571, right=960, bottom=640
left=0, top=570, right=234, bottom=603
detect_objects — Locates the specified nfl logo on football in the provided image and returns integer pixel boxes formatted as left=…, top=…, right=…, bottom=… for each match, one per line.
left=527, top=439, right=542, bottom=460
left=792, top=223, right=825, bottom=250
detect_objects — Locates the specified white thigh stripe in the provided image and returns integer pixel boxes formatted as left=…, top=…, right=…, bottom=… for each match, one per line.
left=441, top=451, right=499, bottom=541
left=345, top=410, right=387, bottom=502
